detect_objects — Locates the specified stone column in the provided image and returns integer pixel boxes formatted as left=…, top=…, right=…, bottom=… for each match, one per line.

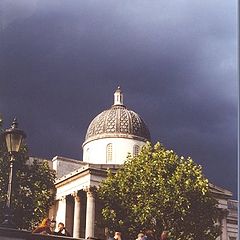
left=85, top=187, right=95, bottom=239
left=73, top=191, right=81, bottom=238
left=56, top=196, right=67, bottom=226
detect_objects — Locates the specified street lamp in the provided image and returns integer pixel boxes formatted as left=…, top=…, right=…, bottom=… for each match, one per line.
left=1, top=118, right=26, bottom=228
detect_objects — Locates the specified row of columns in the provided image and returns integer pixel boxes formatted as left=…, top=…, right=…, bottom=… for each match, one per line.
left=55, top=187, right=96, bottom=239
left=54, top=189, right=232, bottom=240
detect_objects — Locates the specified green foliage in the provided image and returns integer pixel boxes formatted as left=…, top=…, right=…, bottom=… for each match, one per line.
left=98, top=142, right=224, bottom=240
left=0, top=122, right=56, bottom=230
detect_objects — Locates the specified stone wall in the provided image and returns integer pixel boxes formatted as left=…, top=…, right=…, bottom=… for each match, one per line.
left=0, top=227, right=88, bottom=240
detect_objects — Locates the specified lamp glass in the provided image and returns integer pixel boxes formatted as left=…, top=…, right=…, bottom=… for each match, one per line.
left=5, top=132, right=23, bottom=153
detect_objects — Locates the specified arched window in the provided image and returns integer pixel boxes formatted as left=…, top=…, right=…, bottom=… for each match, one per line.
left=133, top=145, right=140, bottom=156
left=86, top=148, right=90, bottom=162
left=106, top=143, right=113, bottom=163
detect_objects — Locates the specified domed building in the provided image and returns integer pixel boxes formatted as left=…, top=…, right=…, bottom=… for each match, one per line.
left=83, top=87, right=150, bottom=164
left=45, top=88, right=237, bottom=240
left=49, top=88, right=152, bottom=239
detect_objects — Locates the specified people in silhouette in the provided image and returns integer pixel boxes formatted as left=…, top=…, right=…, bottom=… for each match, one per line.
left=55, top=222, right=71, bottom=236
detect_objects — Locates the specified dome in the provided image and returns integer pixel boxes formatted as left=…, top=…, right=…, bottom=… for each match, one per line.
left=83, top=87, right=151, bottom=146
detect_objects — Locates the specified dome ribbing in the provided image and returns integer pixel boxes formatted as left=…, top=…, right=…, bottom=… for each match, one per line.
left=83, top=88, right=151, bottom=145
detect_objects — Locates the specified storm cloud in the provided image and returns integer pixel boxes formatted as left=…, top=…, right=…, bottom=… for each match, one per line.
left=0, top=0, right=237, bottom=197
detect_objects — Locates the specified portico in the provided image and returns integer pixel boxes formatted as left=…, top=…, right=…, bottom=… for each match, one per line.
left=49, top=159, right=120, bottom=239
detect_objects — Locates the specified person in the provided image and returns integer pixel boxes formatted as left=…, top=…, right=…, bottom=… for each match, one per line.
left=144, top=229, right=155, bottom=240
left=32, top=218, right=52, bottom=234
left=160, top=231, right=168, bottom=240
left=113, top=231, right=122, bottom=240
left=136, top=232, right=145, bottom=240
left=55, top=222, right=71, bottom=236
left=105, top=228, right=114, bottom=240
left=50, top=220, right=56, bottom=233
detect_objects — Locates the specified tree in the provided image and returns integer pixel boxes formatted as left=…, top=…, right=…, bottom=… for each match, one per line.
left=0, top=120, right=56, bottom=230
left=98, top=142, right=224, bottom=240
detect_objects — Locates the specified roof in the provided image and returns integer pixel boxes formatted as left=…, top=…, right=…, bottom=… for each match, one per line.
left=83, top=88, right=151, bottom=145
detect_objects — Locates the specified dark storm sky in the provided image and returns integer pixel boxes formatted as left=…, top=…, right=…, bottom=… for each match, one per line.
left=0, top=1, right=237, bottom=198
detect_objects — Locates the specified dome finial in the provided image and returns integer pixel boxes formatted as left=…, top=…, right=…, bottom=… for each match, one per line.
left=114, top=86, right=123, bottom=105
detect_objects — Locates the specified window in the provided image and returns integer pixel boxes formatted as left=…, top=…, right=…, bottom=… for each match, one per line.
left=133, top=145, right=140, bottom=156
left=106, top=143, right=113, bottom=163
left=86, top=148, right=90, bottom=161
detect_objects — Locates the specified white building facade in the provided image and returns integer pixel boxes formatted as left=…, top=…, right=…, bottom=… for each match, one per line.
left=48, top=88, right=238, bottom=240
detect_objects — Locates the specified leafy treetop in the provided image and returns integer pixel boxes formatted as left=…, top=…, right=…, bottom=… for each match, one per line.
left=98, top=142, right=224, bottom=240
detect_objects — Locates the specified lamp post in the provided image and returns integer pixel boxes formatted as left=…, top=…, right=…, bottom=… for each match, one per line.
left=1, top=118, right=26, bottom=228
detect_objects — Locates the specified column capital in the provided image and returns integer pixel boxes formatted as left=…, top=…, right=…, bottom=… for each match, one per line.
left=71, top=191, right=78, bottom=197
left=72, top=191, right=81, bottom=202
left=83, top=186, right=97, bottom=193
left=59, top=195, right=66, bottom=201
left=85, top=187, right=97, bottom=198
